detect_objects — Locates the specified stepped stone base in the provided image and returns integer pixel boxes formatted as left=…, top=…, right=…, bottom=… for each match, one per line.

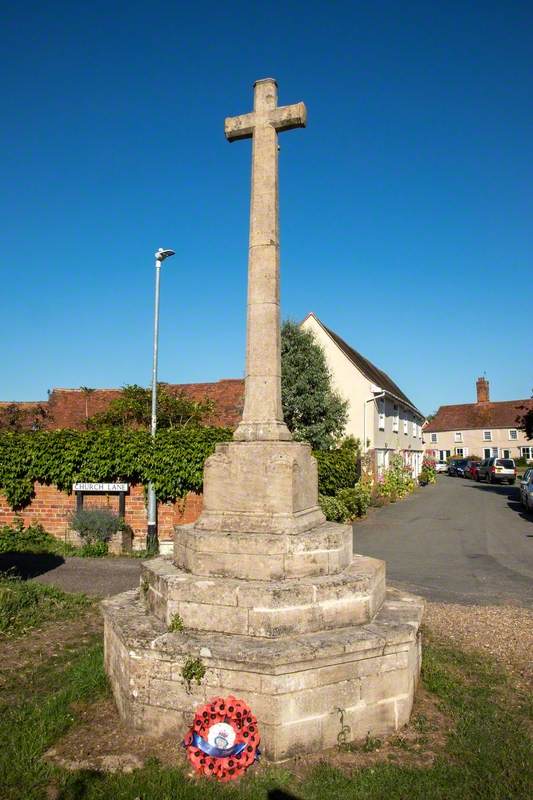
left=102, top=583, right=423, bottom=761
left=143, top=555, right=386, bottom=636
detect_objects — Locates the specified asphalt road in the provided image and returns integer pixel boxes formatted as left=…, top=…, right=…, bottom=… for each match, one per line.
left=33, top=555, right=142, bottom=596
left=26, top=477, right=532, bottom=606
left=355, top=476, right=533, bottom=607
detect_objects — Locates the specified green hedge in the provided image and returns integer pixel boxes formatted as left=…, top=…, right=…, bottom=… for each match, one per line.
left=0, top=428, right=232, bottom=510
left=0, top=429, right=359, bottom=511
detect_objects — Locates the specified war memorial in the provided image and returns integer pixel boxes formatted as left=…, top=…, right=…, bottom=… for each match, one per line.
left=102, top=79, right=424, bottom=762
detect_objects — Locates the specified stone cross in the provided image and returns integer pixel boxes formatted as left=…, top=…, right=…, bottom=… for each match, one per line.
left=225, top=78, right=306, bottom=441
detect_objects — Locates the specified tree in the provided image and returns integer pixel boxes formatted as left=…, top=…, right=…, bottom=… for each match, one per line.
left=281, top=320, right=348, bottom=450
left=516, top=392, right=533, bottom=440
left=0, top=403, right=48, bottom=432
left=87, top=384, right=214, bottom=430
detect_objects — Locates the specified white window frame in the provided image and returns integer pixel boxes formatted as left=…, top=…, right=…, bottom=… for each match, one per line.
left=392, top=405, right=399, bottom=433
left=454, top=432, right=462, bottom=443
left=430, top=432, right=438, bottom=443
left=404, top=419, right=408, bottom=435
left=412, top=420, right=416, bottom=436
left=521, top=446, right=533, bottom=460
left=508, top=429, right=518, bottom=440
left=483, top=430, right=492, bottom=441
left=378, top=398, right=385, bottom=431
left=491, top=447, right=498, bottom=457
left=454, top=447, right=468, bottom=457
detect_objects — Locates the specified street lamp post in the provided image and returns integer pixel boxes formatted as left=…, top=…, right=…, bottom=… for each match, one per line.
left=147, top=247, right=175, bottom=552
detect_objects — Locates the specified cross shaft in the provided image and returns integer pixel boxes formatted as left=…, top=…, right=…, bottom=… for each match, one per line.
left=225, top=79, right=306, bottom=441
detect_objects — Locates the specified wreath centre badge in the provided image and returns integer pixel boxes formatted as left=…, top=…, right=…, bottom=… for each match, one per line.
left=183, top=696, right=261, bottom=782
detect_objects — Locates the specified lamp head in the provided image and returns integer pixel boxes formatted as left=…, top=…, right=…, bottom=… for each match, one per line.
left=155, top=248, right=175, bottom=262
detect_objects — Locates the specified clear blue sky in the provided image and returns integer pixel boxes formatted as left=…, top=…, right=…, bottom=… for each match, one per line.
left=1, top=1, right=532, bottom=415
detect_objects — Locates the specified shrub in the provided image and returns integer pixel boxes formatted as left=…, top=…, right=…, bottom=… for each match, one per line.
left=69, top=508, right=122, bottom=543
left=318, top=494, right=350, bottom=523
left=0, top=520, right=77, bottom=557
left=314, top=438, right=360, bottom=496
left=79, top=540, right=109, bottom=557
left=338, top=479, right=372, bottom=519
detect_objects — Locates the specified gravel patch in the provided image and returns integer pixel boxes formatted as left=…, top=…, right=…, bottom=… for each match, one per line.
left=424, top=602, right=533, bottom=688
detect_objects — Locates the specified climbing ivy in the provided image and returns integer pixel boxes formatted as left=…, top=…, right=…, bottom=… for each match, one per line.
left=0, top=428, right=232, bottom=510
left=0, top=428, right=359, bottom=511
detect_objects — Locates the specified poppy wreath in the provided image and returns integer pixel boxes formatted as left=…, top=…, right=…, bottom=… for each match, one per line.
left=183, top=695, right=261, bottom=782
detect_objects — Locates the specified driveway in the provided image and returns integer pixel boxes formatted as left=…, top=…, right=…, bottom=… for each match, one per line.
left=355, top=477, right=533, bottom=607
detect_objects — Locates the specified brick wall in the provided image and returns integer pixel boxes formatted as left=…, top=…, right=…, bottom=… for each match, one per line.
left=0, top=484, right=203, bottom=550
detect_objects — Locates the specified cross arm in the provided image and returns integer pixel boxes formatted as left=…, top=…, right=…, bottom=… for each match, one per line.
left=225, top=112, right=255, bottom=141
left=271, top=102, right=307, bottom=132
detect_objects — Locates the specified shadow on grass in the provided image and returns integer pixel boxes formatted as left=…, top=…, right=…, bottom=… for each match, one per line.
left=0, top=550, right=65, bottom=579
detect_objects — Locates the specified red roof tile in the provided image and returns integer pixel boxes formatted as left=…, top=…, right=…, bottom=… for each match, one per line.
left=424, top=399, right=533, bottom=432
left=0, top=380, right=244, bottom=431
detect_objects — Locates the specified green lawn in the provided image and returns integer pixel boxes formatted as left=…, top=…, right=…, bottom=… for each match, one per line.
left=0, top=575, right=91, bottom=636
left=0, top=600, right=531, bottom=800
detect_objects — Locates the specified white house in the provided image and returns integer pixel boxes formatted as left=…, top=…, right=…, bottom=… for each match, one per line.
left=301, top=313, right=425, bottom=477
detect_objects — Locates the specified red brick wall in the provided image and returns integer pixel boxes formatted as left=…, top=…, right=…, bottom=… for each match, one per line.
left=0, top=484, right=203, bottom=549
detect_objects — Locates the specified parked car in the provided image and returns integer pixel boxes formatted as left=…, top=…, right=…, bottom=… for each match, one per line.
left=477, top=457, right=516, bottom=485
left=449, top=458, right=469, bottom=477
left=464, top=460, right=481, bottom=480
left=519, top=467, right=533, bottom=509
left=435, top=461, right=448, bottom=474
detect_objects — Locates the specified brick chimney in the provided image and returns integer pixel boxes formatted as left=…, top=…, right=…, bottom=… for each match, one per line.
left=476, top=376, right=490, bottom=403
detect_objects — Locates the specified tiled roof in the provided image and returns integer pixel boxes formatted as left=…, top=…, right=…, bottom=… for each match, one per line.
left=424, top=399, right=533, bottom=432
left=1, top=380, right=244, bottom=431
left=306, top=315, right=423, bottom=418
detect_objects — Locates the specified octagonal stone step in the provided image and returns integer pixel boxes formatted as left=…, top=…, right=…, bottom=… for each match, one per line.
left=101, top=585, right=424, bottom=761
left=142, top=555, right=385, bottom=638
left=174, top=520, right=353, bottom=581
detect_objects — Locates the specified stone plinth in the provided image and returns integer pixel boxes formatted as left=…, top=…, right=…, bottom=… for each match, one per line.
left=196, top=440, right=325, bottom=536
left=142, top=555, right=386, bottom=636
left=102, top=585, right=423, bottom=761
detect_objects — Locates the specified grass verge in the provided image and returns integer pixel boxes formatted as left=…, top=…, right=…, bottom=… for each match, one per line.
left=0, top=575, right=91, bottom=636
left=0, top=623, right=531, bottom=800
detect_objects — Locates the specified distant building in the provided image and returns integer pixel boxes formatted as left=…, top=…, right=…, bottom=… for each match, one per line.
left=301, top=313, right=425, bottom=477
left=423, top=377, right=533, bottom=462
left=0, top=380, right=245, bottom=431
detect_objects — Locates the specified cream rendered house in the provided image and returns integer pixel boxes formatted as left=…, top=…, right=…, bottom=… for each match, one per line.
left=301, top=313, right=425, bottom=477
left=423, top=377, right=533, bottom=462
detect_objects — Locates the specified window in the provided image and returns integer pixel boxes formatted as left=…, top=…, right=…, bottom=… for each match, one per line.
left=491, top=447, right=498, bottom=457
left=484, top=448, right=491, bottom=459
left=454, top=432, right=462, bottom=443
left=430, top=432, right=438, bottom=443
left=378, top=399, right=385, bottom=431
left=509, top=430, right=518, bottom=440
left=412, top=420, right=416, bottom=436
left=502, top=449, right=510, bottom=459
left=404, top=419, right=408, bottom=435
left=455, top=447, right=464, bottom=457
left=483, top=431, right=492, bottom=441
left=521, top=447, right=533, bottom=461
left=393, top=405, right=399, bottom=433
